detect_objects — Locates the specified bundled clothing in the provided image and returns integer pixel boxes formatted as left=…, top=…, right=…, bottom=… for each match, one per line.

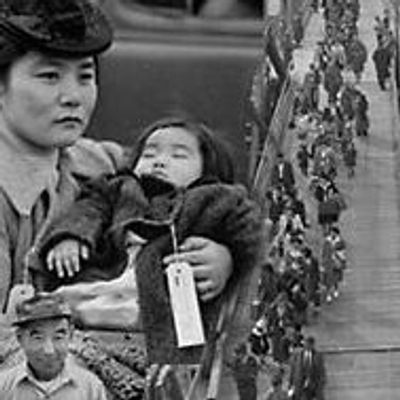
left=35, top=172, right=263, bottom=364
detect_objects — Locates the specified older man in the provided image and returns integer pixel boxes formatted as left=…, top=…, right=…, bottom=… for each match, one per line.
left=0, top=293, right=107, bottom=400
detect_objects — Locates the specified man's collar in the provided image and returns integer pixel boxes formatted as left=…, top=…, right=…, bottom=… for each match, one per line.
left=14, top=356, right=77, bottom=390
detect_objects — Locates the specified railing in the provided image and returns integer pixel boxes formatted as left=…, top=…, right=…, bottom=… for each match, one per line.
left=323, top=344, right=400, bottom=355
left=252, top=77, right=295, bottom=200
left=182, top=22, right=297, bottom=400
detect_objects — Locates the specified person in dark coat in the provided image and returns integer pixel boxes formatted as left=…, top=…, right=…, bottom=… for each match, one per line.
left=313, top=174, right=342, bottom=234
left=271, top=153, right=296, bottom=195
left=258, top=262, right=279, bottom=307
left=321, top=225, right=346, bottom=302
left=372, top=41, right=392, bottom=90
left=291, top=189, right=308, bottom=228
left=345, top=34, right=368, bottom=83
left=288, top=282, right=308, bottom=327
left=293, top=13, right=304, bottom=46
left=302, top=247, right=321, bottom=311
left=338, top=82, right=356, bottom=120
left=303, top=64, right=321, bottom=113
left=266, top=293, right=296, bottom=364
left=229, top=341, right=259, bottom=400
left=35, top=116, right=263, bottom=364
left=352, top=88, right=369, bottom=137
left=297, top=143, right=310, bottom=177
left=267, top=187, right=285, bottom=236
left=323, top=60, right=343, bottom=104
left=288, top=336, right=326, bottom=400
left=343, top=140, right=357, bottom=177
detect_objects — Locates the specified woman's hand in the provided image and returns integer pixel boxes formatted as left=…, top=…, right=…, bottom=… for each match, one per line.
left=46, top=239, right=89, bottom=279
left=163, top=236, right=233, bottom=302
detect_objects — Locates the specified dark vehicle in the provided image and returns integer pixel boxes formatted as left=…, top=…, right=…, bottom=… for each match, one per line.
left=89, top=0, right=266, bottom=182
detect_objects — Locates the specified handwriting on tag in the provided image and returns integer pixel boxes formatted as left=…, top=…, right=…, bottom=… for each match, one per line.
left=166, top=262, right=205, bottom=348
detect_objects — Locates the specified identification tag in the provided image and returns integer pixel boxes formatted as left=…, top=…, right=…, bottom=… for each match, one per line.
left=166, top=261, right=205, bottom=348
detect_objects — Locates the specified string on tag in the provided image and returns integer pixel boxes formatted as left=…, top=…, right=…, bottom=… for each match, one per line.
left=22, top=248, right=34, bottom=285
left=169, top=221, right=179, bottom=256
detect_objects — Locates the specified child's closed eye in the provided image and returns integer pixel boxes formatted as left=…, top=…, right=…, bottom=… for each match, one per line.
left=141, top=149, right=157, bottom=158
left=172, top=151, right=190, bottom=159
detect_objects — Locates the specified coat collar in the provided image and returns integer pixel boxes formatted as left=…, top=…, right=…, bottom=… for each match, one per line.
left=11, top=356, right=78, bottom=393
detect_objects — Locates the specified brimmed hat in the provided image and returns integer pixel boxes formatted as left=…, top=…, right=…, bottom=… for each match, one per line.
left=13, top=292, right=72, bottom=327
left=0, top=0, right=113, bottom=60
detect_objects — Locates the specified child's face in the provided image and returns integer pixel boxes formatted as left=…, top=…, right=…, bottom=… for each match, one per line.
left=134, top=126, right=203, bottom=188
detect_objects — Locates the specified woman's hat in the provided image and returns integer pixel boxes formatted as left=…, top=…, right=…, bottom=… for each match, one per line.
left=0, top=0, right=113, bottom=58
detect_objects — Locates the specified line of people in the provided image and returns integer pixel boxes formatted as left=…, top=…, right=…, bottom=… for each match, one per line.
left=230, top=1, right=370, bottom=399
left=372, top=7, right=397, bottom=91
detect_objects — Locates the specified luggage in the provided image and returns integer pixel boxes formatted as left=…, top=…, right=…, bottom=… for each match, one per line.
left=54, top=249, right=141, bottom=331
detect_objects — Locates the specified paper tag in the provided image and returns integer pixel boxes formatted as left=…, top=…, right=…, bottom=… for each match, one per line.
left=166, top=262, right=205, bottom=348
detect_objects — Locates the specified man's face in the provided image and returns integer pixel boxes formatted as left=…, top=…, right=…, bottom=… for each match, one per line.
left=17, top=318, right=72, bottom=381
left=0, top=51, right=97, bottom=152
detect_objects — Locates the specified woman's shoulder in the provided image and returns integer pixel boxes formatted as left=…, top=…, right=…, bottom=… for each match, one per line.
left=62, top=138, right=130, bottom=179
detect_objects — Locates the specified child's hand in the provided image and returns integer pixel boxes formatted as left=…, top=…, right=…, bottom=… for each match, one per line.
left=46, top=240, right=89, bottom=279
left=163, top=236, right=233, bottom=302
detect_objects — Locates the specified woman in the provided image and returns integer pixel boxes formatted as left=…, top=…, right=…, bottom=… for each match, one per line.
left=0, top=0, right=233, bottom=313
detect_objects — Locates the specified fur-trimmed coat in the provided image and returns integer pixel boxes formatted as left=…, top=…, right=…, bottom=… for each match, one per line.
left=36, top=172, right=263, bottom=363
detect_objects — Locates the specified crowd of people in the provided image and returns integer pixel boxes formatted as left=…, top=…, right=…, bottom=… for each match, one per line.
left=228, top=0, right=390, bottom=399
left=0, top=0, right=263, bottom=399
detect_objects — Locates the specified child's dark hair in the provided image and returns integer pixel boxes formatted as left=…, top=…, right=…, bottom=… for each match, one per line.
left=130, top=115, right=235, bottom=184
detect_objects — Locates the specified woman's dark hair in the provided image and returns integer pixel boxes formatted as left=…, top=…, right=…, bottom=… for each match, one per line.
left=0, top=42, right=26, bottom=84
left=130, top=115, right=235, bottom=184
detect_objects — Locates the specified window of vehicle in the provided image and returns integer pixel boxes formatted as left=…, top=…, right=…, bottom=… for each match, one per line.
left=121, top=0, right=264, bottom=19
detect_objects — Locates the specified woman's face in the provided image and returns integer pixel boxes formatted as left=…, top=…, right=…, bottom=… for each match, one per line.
left=0, top=51, right=97, bottom=151
left=134, top=126, right=203, bottom=188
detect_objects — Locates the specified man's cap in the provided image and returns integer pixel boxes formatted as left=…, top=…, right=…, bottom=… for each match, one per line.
left=13, top=292, right=72, bottom=326
left=0, top=0, right=113, bottom=59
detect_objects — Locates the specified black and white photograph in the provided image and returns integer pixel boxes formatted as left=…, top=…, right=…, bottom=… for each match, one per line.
left=0, top=0, right=398, bottom=399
